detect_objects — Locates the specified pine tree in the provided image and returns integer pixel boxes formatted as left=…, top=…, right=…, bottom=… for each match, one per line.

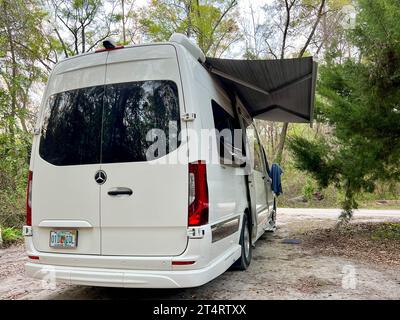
left=287, top=0, right=400, bottom=221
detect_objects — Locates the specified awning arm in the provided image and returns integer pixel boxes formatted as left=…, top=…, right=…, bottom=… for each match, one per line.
left=208, top=67, right=271, bottom=96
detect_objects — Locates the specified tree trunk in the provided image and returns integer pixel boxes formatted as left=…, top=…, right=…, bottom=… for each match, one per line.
left=195, top=0, right=202, bottom=48
left=0, top=226, right=3, bottom=248
left=54, top=28, right=69, bottom=57
left=4, top=1, right=17, bottom=139
left=275, top=0, right=325, bottom=164
left=81, top=25, right=86, bottom=53
left=274, top=0, right=294, bottom=163
left=298, top=0, right=326, bottom=58
left=281, top=0, right=292, bottom=59
left=122, top=0, right=126, bottom=43
left=185, top=1, right=192, bottom=37
left=274, top=122, right=288, bottom=163
left=74, top=33, right=79, bottom=55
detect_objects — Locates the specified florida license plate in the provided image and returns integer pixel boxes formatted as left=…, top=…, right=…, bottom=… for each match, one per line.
left=50, top=230, right=78, bottom=248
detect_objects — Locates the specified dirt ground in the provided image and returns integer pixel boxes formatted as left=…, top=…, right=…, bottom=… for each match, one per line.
left=0, top=208, right=399, bottom=300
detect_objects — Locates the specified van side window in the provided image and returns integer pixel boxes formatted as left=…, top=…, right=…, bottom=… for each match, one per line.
left=245, top=123, right=264, bottom=173
left=253, top=138, right=264, bottom=172
left=211, top=100, right=243, bottom=164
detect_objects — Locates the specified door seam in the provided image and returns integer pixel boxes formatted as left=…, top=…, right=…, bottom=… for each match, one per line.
left=99, top=51, right=110, bottom=255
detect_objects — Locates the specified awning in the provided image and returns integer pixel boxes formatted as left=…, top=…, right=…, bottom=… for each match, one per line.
left=205, top=57, right=318, bottom=123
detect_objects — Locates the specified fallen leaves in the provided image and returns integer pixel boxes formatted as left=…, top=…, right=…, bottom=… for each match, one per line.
left=298, top=222, right=400, bottom=266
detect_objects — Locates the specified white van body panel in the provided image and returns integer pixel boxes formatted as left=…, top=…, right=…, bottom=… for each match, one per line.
left=100, top=45, right=189, bottom=256
left=25, top=236, right=240, bottom=288
left=100, top=156, right=189, bottom=256
left=176, top=50, right=248, bottom=264
left=25, top=41, right=274, bottom=288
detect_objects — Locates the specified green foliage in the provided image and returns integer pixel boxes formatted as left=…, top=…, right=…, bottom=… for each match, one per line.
left=279, top=163, right=399, bottom=209
left=288, top=0, right=400, bottom=221
left=287, top=136, right=340, bottom=189
left=0, top=0, right=46, bottom=228
left=51, top=0, right=118, bottom=55
left=140, top=0, right=184, bottom=42
left=140, top=0, right=239, bottom=56
left=0, top=130, right=30, bottom=228
left=371, top=223, right=400, bottom=241
left=1, top=226, right=23, bottom=245
left=302, top=178, right=315, bottom=201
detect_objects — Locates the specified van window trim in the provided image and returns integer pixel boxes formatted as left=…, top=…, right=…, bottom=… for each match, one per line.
left=211, top=99, right=245, bottom=167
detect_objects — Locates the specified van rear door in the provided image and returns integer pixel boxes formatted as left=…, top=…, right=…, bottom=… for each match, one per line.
left=32, top=53, right=107, bottom=254
left=99, top=45, right=189, bottom=256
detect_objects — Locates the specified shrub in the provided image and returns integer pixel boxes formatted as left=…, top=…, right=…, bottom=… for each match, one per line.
left=1, top=226, right=23, bottom=246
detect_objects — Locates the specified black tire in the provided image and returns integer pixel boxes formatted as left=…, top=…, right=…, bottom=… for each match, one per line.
left=232, top=213, right=252, bottom=270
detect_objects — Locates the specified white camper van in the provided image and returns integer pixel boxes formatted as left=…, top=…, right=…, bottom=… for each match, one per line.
left=23, top=34, right=317, bottom=288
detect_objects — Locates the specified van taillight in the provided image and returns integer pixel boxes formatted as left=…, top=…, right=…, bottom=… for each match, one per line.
left=188, top=161, right=208, bottom=226
left=26, top=171, right=33, bottom=226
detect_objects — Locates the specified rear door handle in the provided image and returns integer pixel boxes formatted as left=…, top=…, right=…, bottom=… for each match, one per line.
left=107, top=187, right=133, bottom=196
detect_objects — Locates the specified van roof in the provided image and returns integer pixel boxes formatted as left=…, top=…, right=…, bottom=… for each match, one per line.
left=56, top=42, right=181, bottom=64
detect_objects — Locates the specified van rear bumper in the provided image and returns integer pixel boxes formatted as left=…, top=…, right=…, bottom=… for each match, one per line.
left=25, top=245, right=240, bottom=288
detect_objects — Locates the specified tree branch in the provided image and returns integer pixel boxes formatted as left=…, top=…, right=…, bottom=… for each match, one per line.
left=204, top=0, right=237, bottom=53
left=53, top=27, right=69, bottom=58
left=298, top=0, right=326, bottom=58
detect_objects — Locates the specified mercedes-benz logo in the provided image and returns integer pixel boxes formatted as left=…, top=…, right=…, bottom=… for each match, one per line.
left=94, top=170, right=107, bottom=185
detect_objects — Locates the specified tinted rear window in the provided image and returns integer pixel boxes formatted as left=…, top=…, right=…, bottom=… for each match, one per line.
left=102, top=81, right=180, bottom=163
left=39, top=86, right=103, bottom=166
left=39, top=80, right=181, bottom=166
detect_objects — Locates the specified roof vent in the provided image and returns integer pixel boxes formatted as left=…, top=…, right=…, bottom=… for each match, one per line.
left=169, top=33, right=206, bottom=63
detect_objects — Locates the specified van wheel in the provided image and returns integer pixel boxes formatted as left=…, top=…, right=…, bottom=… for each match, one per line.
left=232, top=213, right=252, bottom=270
